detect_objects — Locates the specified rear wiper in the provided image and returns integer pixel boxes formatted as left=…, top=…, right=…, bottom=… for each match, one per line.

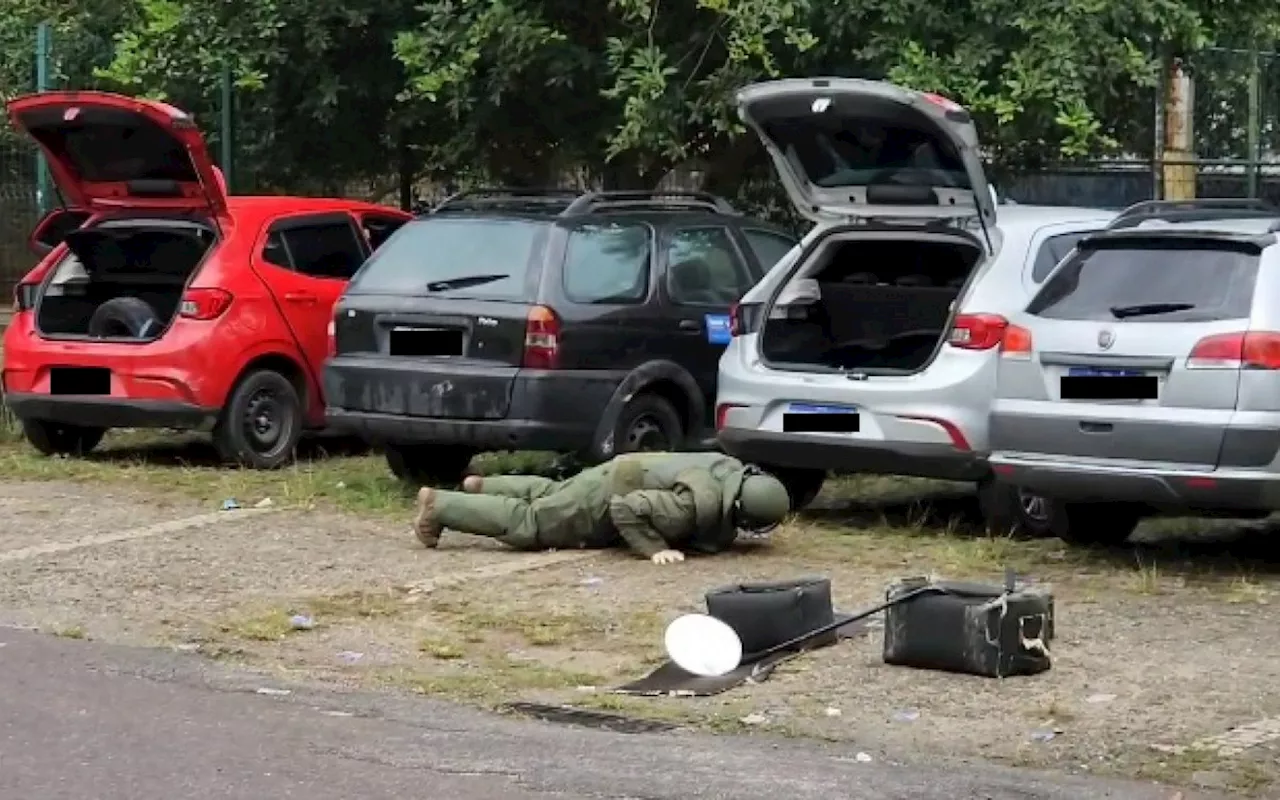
left=1109, top=302, right=1196, bottom=319
left=426, top=273, right=509, bottom=292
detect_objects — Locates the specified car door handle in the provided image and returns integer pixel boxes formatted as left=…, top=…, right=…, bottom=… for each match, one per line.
left=284, top=292, right=317, bottom=304
left=678, top=319, right=701, bottom=333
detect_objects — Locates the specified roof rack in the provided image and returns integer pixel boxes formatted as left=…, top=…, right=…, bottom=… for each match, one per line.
left=1108, top=198, right=1280, bottom=230
left=424, top=187, right=739, bottom=217
left=562, top=190, right=737, bottom=216
left=429, top=187, right=582, bottom=214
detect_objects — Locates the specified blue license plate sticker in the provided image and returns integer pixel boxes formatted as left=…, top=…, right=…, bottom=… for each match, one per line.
left=1068, top=367, right=1142, bottom=377
left=704, top=314, right=731, bottom=344
left=787, top=403, right=857, bottom=414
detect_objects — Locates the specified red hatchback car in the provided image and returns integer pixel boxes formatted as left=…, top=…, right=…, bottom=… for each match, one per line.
left=1, top=91, right=411, bottom=468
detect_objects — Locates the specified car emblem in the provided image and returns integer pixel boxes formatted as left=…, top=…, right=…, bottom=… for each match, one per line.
left=1097, top=329, right=1115, bottom=350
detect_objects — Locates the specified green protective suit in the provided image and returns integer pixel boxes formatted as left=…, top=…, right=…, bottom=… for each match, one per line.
left=429, top=452, right=750, bottom=558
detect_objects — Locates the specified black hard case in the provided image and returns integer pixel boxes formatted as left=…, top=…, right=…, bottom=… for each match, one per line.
left=882, top=578, right=1054, bottom=678
left=705, top=577, right=837, bottom=659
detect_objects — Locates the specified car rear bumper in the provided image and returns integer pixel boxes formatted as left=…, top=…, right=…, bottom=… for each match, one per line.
left=324, top=362, right=626, bottom=452
left=717, top=426, right=988, bottom=481
left=3, top=392, right=218, bottom=430
left=989, top=452, right=1280, bottom=512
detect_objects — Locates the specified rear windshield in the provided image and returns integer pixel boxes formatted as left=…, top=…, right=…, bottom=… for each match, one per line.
left=760, top=114, right=969, bottom=190
left=347, top=217, right=543, bottom=299
left=1027, top=239, right=1260, bottom=323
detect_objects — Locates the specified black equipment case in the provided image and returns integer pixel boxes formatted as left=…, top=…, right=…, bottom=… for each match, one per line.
left=882, top=576, right=1054, bottom=678
left=705, top=577, right=837, bottom=660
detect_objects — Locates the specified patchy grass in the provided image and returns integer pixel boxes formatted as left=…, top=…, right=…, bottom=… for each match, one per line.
left=0, top=428, right=561, bottom=514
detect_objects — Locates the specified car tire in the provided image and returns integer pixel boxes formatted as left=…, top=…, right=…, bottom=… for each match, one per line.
left=87, top=297, right=163, bottom=339
left=763, top=466, right=827, bottom=511
left=213, top=369, right=303, bottom=469
left=22, top=419, right=106, bottom=456
left=614, top=393, right=684, bottom=453
left=383, top=443, right=475, bottom=486
left=979, top=478, right=1141, bottom=545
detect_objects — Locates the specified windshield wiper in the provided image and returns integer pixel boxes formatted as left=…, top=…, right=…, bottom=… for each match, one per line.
left=1110, top=302, right=1196, bottom=319
left=425, top=273, right=509, bottom=292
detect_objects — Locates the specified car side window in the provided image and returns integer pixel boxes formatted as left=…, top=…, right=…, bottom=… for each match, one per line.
left=561, top=221, right=651, bottom=304
left=360, top=213, right=409, bottom=251
left=742, top=228, right=798, bottom=273
left=261, top=215, right=368, bottom=280
left=666, top=226, right=754, bottom=306
left=1031, top=231, right=1093, bottom=283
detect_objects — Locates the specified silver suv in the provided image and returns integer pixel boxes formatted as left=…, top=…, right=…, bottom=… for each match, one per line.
left=986, top=198, right=1280, bottom=544
left=713, top=77, right=1115, bottom=510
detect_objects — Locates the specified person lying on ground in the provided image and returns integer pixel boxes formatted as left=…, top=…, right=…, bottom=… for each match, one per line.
left=411, top=451, right=792, bottom=565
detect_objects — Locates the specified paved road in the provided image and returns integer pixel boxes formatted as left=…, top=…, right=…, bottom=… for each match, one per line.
left=0, top=627, right=1212, bottom=800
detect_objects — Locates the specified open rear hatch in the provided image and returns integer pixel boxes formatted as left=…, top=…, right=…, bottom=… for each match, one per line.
left=7, top=91, right=228, bottom=216
left=329, top=216, right=550, bottom=420
left=735, top=78, right=996, bottom=373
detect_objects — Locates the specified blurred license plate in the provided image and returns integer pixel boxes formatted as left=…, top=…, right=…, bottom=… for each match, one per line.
left=1061, top=368, right=1156, bottom=400
left=783, top=403, right=859, bottom=433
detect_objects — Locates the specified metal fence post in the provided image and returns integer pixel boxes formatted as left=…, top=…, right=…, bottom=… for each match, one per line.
left=34, top=21, right=52, bottom=215
left=1247, top=52, right=1262, bottom=199
left=219, top=63, right=235, bottom=193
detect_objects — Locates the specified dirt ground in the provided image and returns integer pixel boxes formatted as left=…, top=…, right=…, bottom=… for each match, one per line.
left=3, top=462, right=1280, bottom=796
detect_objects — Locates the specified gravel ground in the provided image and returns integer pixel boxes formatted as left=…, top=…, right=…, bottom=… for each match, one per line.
left=3, top=476, right=1279, bottom=796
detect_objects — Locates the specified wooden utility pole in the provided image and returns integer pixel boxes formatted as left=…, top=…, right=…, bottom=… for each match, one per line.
left=1162, top=58, right=1196, bottom=200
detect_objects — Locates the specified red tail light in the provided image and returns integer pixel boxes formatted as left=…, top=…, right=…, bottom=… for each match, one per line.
left=1000, top=323, right=1034, bottom=360
left=522, top=304, right=561, bottom=369
left=729, top=302, right=762, bottom=337
left=715, top=403, right=745, bottom=431
left=178, top=288, right=233, bottom=320
left=947, top=313, right=1008, bottom=350
left=326, top=318, right=337, bottom=358
left=12, top=282, right=37, bottom=313
left=1188, top=331, right=1280, bottom=370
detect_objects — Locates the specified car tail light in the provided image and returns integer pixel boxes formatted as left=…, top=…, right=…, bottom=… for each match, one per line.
left=1188, top=331, right=1280, bottom=370
left=947, top=313, right=1008, bottom=350
left=522, top=305, right=561, bottom=369
left=178, top=288, right=233, bottom=320
left=12, top=282, right=37, bottom=313
left=326, top=318, right=337, bottom=358
left=729, top=302, right=762, bottom=337
left=1000, top=323, right=1034, bottom=360
left=715, top=403, right=745, bottom=431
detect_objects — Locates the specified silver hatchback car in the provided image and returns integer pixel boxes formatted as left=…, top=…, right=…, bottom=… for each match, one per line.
left=987, top=199, right=1280, bottom=544
left=713, top=76, right=1115, bottom=511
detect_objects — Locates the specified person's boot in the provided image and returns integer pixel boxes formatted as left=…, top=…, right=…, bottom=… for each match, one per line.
left=413, top=487, right=442, bottom=548
left=462, top=475, right=483, bottom=493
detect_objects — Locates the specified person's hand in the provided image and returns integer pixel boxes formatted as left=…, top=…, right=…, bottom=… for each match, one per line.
left=650, top=549, right=685, bottom=565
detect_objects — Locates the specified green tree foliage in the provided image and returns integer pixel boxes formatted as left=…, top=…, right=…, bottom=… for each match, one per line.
left=10, top=0, right=1280, bottom=194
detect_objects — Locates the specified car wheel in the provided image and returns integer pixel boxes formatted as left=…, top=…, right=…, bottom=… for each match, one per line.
left=87, top=297, right=163, bottom=339
left=979, top=478, right=1140, bottom=545
left=213, top=369, right=303, bottom=469
left=384, top=443, right=475, bottom=486
left=614, top=394, right=683, bottom=453
left=763, top=466, right=827, bottom=511
left=22, top=419, right=106, bottom=456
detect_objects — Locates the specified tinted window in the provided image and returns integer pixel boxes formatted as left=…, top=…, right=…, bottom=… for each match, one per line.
left=26, top=108, right=196, bottom=183
left=1031, top=231, right=1093, bottom=282
left=348, top=218, right=542, bottom=299
left=562, top=222, right=651, bottom=304
left=666, top=227, right=753, bottom=305
left=1027, top=241, right=1260, bottom=323
left=757, top=103, right=968, bottom=190
left=263, top=219, right=368, bottom=280
left=361, top=214, right=409, bottom=251
left=742, top=228, right=797, bottom=272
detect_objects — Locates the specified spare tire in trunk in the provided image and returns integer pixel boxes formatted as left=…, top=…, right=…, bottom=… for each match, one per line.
left=87, top=297, right=163, bottom=339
